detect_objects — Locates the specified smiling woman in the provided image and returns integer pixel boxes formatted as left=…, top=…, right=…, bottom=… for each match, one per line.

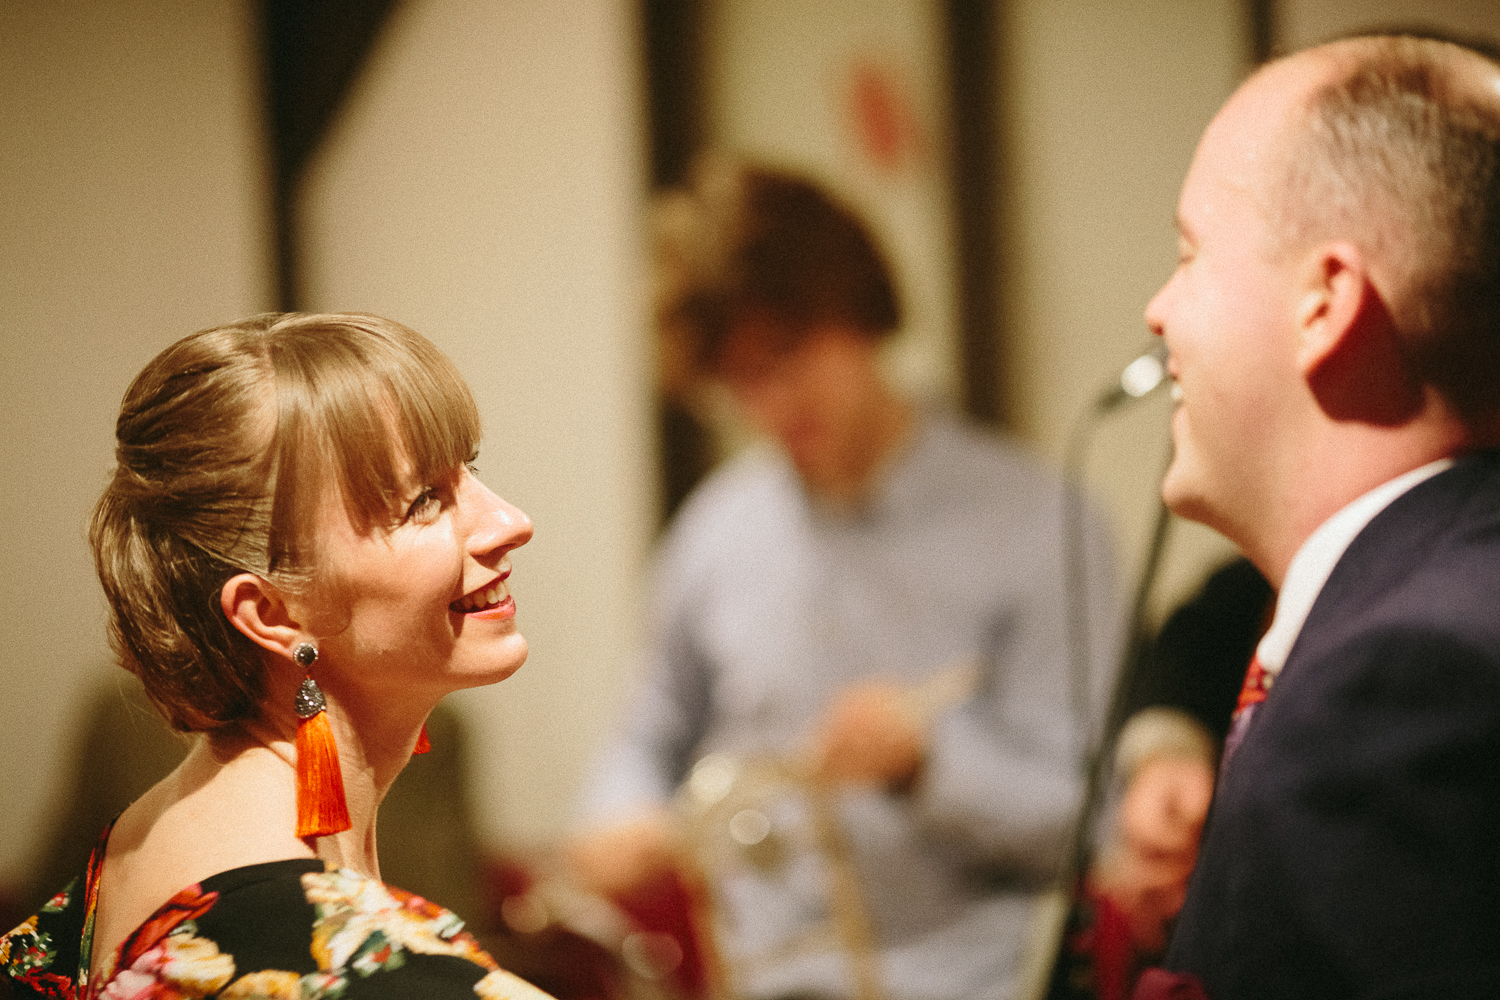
left=0, top=313, right=547, bottom=1000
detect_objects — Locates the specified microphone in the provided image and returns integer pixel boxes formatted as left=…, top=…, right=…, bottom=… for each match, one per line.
left=1063, top=338, right=1174, bottom=780
left=1052, top=340, right=1179, bottom=993
left=1093, top=342, right=1170, bottom=413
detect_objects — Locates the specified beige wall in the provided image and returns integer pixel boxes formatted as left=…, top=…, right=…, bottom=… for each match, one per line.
left=1279, top=0, right=1500, bottom=50
left=0, top=0, right=272, bottom=885
left=0, top=0, right=653, bottom=881
left=299, top=0, right=655, bottom=850
left=1001, top=0, right=1247, bottom=619
left=701, top=0, right=1251, bottom=620
left=1003, top=0, right=1500, bottom=617
left=706, top=0, right=962, bottom=407
left=7, top=0, right=1499, bottom=895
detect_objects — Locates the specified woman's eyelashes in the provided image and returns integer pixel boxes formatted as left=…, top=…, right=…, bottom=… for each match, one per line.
left=404, top=461, right=477, bottom=525
left=404, top=487, right=441, bottom=524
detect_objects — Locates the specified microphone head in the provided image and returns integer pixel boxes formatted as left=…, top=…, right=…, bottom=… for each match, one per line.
left=1092, top=343, right=1170, bottom=414
left=1120, top=343, right=1168, bottom=399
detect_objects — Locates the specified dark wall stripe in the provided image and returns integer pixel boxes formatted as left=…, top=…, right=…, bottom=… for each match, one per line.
left=641, top=0, right=716, bottom=525
left=642, top=0, right=705, bottom=189
left=260, top=0, right=400, bottom=311
left=944, top=0, right=1005, bottom=428
left=1248, top=0, right=1276, bottom=62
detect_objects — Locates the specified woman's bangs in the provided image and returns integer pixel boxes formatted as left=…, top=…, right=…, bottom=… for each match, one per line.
left=384, top=346, right=482, bottom=495
left=268, top=315, right=481, bottom=568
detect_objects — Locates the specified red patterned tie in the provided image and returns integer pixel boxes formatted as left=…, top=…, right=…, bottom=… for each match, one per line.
left=1220, top=653, right=1273, bottom=770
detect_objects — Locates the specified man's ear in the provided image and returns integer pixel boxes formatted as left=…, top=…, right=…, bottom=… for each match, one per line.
left=1297, top=242, right=1423, bottom=425
left=1294, top=241, right=1369, bottom=377
left=221, top=573, right=303, bottom=660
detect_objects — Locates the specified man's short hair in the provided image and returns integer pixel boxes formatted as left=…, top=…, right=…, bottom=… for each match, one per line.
left=653, top=158, right=901, bottom=381
left=1279, top=35, right=1500, bottom=420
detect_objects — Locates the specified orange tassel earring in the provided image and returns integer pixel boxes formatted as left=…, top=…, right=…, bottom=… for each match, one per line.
left=413, top=723, right=432, bottom=755
left=292, top=642, right=351, bottom=839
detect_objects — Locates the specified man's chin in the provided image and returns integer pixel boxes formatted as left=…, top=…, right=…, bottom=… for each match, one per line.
left=1163, top=474, right=1243, bottom=549
left=1162, top=426, right=1234, bottom=530
left=1161, top=461, right=1211, bottom=525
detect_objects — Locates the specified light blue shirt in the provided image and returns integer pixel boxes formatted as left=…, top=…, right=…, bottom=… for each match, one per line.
left=581, top=413, right=1124, bottom=1000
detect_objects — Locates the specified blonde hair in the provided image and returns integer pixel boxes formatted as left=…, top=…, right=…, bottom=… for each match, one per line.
left=90, top=313, right=481, bottom=731
left=1280, top=35, right=1500, bottom=419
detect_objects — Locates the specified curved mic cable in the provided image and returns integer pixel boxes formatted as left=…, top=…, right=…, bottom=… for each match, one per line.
left=1046, top=342, right=1176, bottom=995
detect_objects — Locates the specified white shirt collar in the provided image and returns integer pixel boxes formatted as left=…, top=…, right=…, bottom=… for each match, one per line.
left=1255, top=458, right=1454, bottom=674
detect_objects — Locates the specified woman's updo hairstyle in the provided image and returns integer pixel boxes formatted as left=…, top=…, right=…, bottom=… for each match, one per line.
left=90, top=313, right=480, bottom=732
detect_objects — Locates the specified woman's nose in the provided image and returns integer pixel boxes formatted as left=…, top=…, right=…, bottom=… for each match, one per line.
left=465, top=479, right=533, bottom=555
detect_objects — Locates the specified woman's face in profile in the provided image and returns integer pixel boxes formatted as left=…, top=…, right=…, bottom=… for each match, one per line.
left=300, top=454, right=534, bottom=705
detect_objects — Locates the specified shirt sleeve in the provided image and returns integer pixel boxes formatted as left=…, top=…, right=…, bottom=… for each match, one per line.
left=908, top=486, right=1125, bottom=883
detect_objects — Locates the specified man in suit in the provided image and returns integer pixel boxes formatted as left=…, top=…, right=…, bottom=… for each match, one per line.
left=1136, top=34, right=1500, bottom=999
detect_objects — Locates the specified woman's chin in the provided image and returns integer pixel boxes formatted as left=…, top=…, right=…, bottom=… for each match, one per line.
left=464, top=636, right=529, bottom=687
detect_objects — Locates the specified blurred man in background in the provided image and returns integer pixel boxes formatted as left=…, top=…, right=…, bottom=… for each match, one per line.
left=569, top=160, right=1123, bottom=1000
left=1137, top=34, right=1500, bottom=1000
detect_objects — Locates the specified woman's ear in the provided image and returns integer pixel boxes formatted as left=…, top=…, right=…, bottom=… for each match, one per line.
left=221, top=573, right=303, bottom=660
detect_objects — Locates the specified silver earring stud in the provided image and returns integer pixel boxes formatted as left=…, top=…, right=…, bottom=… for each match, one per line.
left=292, top=642, right=324, bottom=719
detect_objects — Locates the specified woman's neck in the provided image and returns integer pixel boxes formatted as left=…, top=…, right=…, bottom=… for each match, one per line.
left=233, top=702, right=422, bottom=880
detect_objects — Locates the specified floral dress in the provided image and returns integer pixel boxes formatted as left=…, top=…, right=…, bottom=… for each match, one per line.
left=0, top=833, right=550, bottom=1000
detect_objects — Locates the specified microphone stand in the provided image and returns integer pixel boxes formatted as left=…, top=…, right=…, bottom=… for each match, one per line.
left=1045, top=347, right=1173, bottom=999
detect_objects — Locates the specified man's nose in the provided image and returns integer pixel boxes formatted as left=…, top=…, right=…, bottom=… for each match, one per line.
left=1144, top=278, right=1174, bottom=338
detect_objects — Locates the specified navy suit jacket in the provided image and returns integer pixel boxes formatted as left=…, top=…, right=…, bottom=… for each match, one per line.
left=1164, top=451, right=1500, bottom=999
